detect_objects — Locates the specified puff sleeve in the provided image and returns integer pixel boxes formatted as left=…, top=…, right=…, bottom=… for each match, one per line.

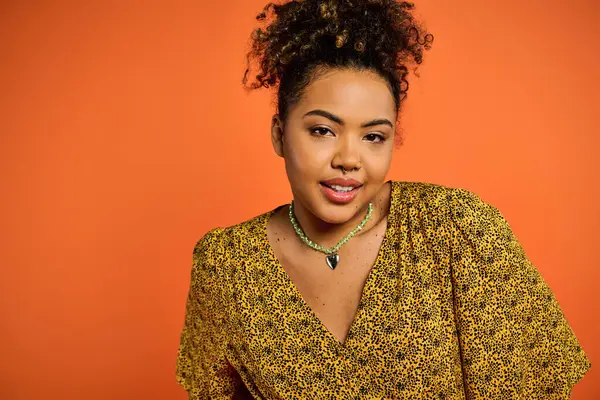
left=175, top=228, right=247, bottom=399
left=447, top=187, right=591, bottom=399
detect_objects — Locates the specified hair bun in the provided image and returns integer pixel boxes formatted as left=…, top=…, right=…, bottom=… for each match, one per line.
left=242, top=0, right=434, bottom=138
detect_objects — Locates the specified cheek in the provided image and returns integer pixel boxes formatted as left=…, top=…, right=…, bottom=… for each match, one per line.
left=362, top=147, right=393, bottom=175
left=284, top=134, right=332, bottom=172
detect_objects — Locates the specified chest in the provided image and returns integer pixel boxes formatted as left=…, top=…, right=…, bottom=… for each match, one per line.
left=271, top=215, right=388, bottom=343
left=226, top=235, right=462, bottom=399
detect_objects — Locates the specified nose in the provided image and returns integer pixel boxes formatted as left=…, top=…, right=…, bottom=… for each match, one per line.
left=331, top=137, right=361, bottom=173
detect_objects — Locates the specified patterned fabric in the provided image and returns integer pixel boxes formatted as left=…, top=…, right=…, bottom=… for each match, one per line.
left=176, top=180, right=591, bottom=399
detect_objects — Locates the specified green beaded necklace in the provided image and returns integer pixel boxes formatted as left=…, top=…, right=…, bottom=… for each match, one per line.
left=288, top=201, right=374, bottom=270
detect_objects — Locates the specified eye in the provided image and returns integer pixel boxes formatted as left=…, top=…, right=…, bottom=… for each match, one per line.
left=310, top=127, right=334, bottom=137
left=365, top=133, right=385, bottom=143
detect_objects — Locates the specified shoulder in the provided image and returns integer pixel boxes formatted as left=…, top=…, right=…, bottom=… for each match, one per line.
left=442, top=184, right=507, bottom=231
left=190, top=209, right=275, bottom=299
left=396, top=179, right=496, bottom=206
left=390, top=180, right=507, bottom=241
left=392, top=180, right=490, bottom=216
left=190, top=227, right=227, bottom=287
left=392, top=179, right=484, bottom=202
left=193, top=207, right=276, bottom=262
left=395, top=180, right=449, bottom=199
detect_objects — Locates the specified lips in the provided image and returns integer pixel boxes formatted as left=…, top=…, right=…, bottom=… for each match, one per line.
left=319, top=177, right=363, bottom=204
left=320, top=177, right=363, bottom=189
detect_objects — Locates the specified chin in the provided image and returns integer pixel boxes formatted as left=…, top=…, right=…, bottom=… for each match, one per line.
left=315, top=199, right=368, bottom=225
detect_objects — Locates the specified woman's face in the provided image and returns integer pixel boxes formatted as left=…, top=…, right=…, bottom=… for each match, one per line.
left=271, top=67, right=397, bottom=225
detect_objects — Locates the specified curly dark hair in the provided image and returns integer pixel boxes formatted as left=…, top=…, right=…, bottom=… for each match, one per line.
left=242, top=0, right=433, bottom=146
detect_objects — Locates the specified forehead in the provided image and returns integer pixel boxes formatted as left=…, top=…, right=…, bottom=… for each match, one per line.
left=294, top=69, right=396, bottom=120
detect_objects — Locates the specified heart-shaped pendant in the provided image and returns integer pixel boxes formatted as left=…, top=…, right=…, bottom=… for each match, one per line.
left=326, top=253, right=340, bottom=270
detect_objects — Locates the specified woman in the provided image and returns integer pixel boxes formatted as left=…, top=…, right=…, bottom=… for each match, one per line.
left=176, top=0, right=591, bottom=398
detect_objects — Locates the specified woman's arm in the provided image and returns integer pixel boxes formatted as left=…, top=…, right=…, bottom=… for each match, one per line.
left=176, top=228, right=248, bottom=399
left=447, top=187, right=591, bottom=399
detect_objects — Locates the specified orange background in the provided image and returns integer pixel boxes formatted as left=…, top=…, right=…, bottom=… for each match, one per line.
left=1, top=1, right=598, bottom=399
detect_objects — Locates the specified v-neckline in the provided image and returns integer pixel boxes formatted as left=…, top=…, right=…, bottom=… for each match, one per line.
left=262, top=180, right=398, bottom=350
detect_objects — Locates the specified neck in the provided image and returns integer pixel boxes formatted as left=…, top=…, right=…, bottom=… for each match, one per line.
left=290, top=181, right=392, bottom=248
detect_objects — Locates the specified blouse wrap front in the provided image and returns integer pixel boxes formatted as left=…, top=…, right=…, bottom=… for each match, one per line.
left=176, top=181, right=591, bottom=399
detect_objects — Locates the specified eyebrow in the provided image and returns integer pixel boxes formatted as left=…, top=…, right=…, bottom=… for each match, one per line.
left=302, top=109, right=393, bottom=128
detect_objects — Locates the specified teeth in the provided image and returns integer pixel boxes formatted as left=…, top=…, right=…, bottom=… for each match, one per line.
left=330, top=184, right=354, bottom=192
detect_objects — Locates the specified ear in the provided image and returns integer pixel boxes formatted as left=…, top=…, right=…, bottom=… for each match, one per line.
left=270, top=114, right=285, bottom=158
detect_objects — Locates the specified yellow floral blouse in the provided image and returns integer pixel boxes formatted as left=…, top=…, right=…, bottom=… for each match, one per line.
left=176, top=180, right=591, bottom=399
